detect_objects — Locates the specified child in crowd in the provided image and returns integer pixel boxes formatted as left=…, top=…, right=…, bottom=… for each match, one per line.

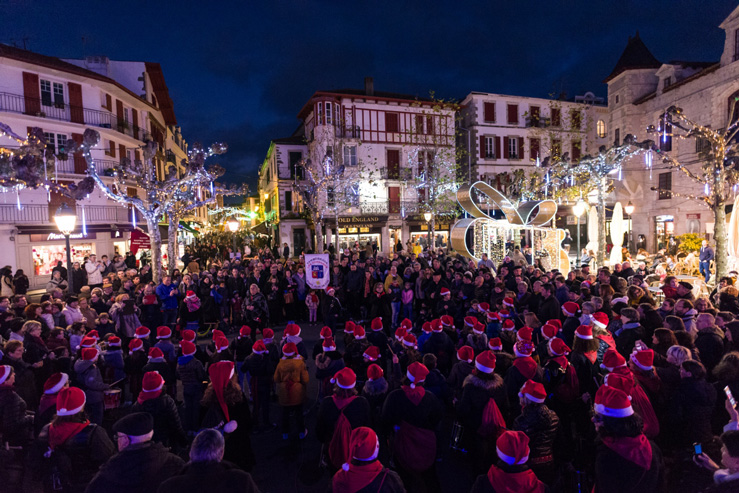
left=401, top=281, right=414, bottom=322
left=306, top=289, right=319, bottom=323
left=68, top=321, right=87, bottom=351
left=95, top=312, right=116, bottom=338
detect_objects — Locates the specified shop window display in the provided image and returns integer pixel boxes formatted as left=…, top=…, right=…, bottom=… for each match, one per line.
left=33, top=244, right=94, bottom=277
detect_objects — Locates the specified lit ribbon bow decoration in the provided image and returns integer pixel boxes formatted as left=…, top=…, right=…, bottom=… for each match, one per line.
left=450, top=181, right=568, bottom=270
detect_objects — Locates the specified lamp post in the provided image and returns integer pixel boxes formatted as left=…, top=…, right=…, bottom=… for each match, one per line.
left=423, top=212, right=432, bottom=250
left=227, top=217, right=239, bottom=257
left=54, top=203, right=77, bottom=294
left=573, top=199, right=586, bottom=268
left=624, top=201, right=635, bottom=255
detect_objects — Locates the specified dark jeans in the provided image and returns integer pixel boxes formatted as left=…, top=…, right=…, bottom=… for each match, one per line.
left=699, top=260, right=711, bottom=282
left=281, top=404, right=304, bottom=434
left=161, top=309, right=177, bottom=329
left=87, top=401, right=104, bottom=426
left=183, top=384, right=203, bottom=432
left=252, top=385, right=271, bottom=426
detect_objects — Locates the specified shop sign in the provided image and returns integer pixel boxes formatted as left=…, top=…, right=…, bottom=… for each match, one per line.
left=305, top=254, right=330, bottom=290
left=30, top=232, right=97, bottom=242
left=687, top=213, right=701, bottom=219
left=130, top=229, right=151, bottom=254
left=336, top=216, right=388, bottom=229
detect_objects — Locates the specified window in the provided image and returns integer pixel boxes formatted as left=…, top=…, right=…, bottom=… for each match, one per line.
left=483, top=102, right=496, bottom=122
left=614, top=128, right=620, bottom=146
left=615, top=95, right=620, bottom=104
left=508, top=137, right=519, bottom=159
left=325, top=102, right=332, bottom=125
left=507, top=104, right=519, bottom=125
left=571, top=141, right=581, bottom=160
left=343, top=145, right=357, bottom=166
left=658, top=172, right=672, bottom=200
left=570, top=110, right=582, bottom=130
left=43, top=132, right=67, bottom=154
left=284, top=191, right=293, bottom=212
left=327, top=187, right=335, bottom=207
left=596, top=120, right=607, bottom=138
left=415, top=115, right=425, bottom=134
left=551, top=108, right=561, bottom=127
left=426, top=115, right=434, bottom=135
left=41, top=79, right=64, bottom=107
left=386, top=149, right=400, bottom=179
left=530, top=138, right=540, bottom=159
left=696, top=135, right=711, bottom=154
left=289, top=151, right=302, bottom=178
left=485, top=136, right=495, bottom=158
left=528, top=106, right=540, bottom=126
left=663, top=77, right=672, bottom=89
left=735, top=30, right=739, bottom=61
left=385, top=113, right=399, bottom=133
left=418, top=151, right=427, bottom=176
left=551, top=139, right=562, bottom=157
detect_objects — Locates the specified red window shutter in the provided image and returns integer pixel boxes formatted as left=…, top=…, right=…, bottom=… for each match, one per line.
left=483, top=102, right=495, bottom=122
left=507, top=105, right=518, bottom=125
left=131, top=108, right=139, bottom=139
left=518, top=137, right=525, bottom=158
left=105, top=94, right=111, bottom=110
left=572, top=141, right=581, bottom=160
left=386, top=150, right=400, bottom=179
left=22, top=72, right=40, bottom=115
left=116, top=99, right=124, bottom=121
left=68, top=83, right=84, bottom=124
left=495, top=137, right=501, bottom=159
left=503, top=137, right=510, bottom=158
left=479, top=135, right=486, bottom=158
left=109, top=140, right=116, bottom=158
left=388, top=186, right=400, bottom=213
left=72, top=133, right=86, bottom=174
left=530, top=106, right=540, bottom=120
left=551, top=108, right=561, bottom=126
left=530, top=138, right=540, bottom=159
left=119, top=144, right=126, bottom=162
left=427, top=116, right=434, bottom=135
left=134, top=150, right=141, bottom=163
left=385, top=113, right=399, bottom=133
left=419, top=187, right=426, bottom=202
left=418, top=152, right=425, bottom=175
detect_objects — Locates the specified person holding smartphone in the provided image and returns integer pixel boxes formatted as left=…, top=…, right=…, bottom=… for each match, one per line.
left=694, top=399, right=739, bottom=492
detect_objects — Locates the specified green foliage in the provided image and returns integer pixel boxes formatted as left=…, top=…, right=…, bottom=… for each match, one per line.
left=676, top=233, right=703, bottom=253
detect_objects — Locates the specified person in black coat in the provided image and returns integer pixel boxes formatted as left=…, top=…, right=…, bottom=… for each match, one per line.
left=536, top=285, right=560, bottom=327
left=694, top=314, right=726, bottom=376
left=367, top=284, right=392, bottom=334
left=130, top=371, right=186, bottom=449
left=422, top=327, right=456, bottom=375
left=242, top=340, right=275, bottom=431
left=667, top=360, right=717, bottom=453
left=615, top=307, right=646, bottom=358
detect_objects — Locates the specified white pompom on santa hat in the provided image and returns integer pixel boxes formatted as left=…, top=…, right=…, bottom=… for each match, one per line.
left=342, top=426, right=380, bottom=471
left=208, top=361, right=238, bottom=433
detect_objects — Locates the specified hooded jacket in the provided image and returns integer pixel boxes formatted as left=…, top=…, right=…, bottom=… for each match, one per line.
left=73, top=358, right=108, bottom=404
left=274, top=357, right=309, bottom=406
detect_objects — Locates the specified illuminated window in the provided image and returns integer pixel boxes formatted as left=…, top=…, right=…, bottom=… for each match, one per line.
left=596, top=120, right=606, bottom=138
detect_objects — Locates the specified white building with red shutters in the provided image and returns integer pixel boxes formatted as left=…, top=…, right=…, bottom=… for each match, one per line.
left=0, top=45, right=195, bottom=288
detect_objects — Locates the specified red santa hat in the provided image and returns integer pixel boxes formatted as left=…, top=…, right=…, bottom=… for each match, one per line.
left=128, top=338, right=144, bottom=352
left=363, top=346, right=380, bottom=362
left=252, top=340, right=267, bottom=354
left=630, top=348, right=654, bottom=371
left=180, top=340, right=196, bottom=357
left=353, top=326, right=366, bottom=340
left=400, top=318, right=413, bottom=330
left=208, top=361, right=238, bottom=433
left=394, top=328, right=408, bottom=341
left=503, top=297, right=515, bottom=308
left=406, top=361, right=429, bottom=388
left=402, top=334, right=417, bottom=348
left=601, top=348, right=627, bottom=371
left=156, top=326, right=172, bottom=339
left=488, top=337, right=503, bottom=351
left=479, top=302, right=490, bottom=312
left=239, top=326, right=252, bottom=338
left=562, top=301, right=580, bottom=317
left=185, top=290, right=197, bottom=299
left=548, top=338, right=570, bottom=357
left=499, top=309, right=510, bottom=318
left=134, top=326, right=151, bottom=339
left=440, top=315, right=454, bottom=328
left=464, top=316, right=477, bottom=327
left=440, top=287, right=451, bottom=297
left=422, top=321, right=433, bottom=333
left=87, top=330, right=99, bottom=341
left=496, top=430, right=530, bottom=465
left=326, top=287, right=335, bottom=296
left=575, top=325, right=594, bottom=340
left=81, top=348, right=99, bottom=361
left=517, top=326, right=533, bottom=342
left=367, top=364, right=384, bottom=381
left=56, top=387, right=86, bottom=416
left=321, top=337, right=337, bottom=352
left=262, top=328, right=274, bottom=341
left=108, top=336, right=121, bottom=347
left=546, top=319, right=562, bottom=330
left=594, top=385, right=634, bottom=418
left=344, top=321, right=356, bottom=334
left=341, top=427, right=380, bottom=471
left=319, top=326, right=332, bottom=339
left=80, top=337, right=96, bottom=348
left=518, top=379, right=546, bottom=404
left=486, top=310, right=499, bottom=321
left=457, top=345, right=474, bottom=363
left=371, top=317, right=383, bottom=332
left=514, top=340, right=534, bottom=358
left=285, top=323, right=301, bottom=337
left=473, top=320, right=485, bottom=335
left=541, top=324, right=559, bottom=340
left=148, top=347, right=164, bottom=360
left=141, top=371, right=164, bottom=393
left=215, top=336, right=230, bottom=353
left=212, top=329, right=225, bottom=341
left=475, top=351, right=496, bottom=374
left=282, top=342, right=298, bottom=357
left=331, top=367, right=357, bottom=389
left=501, top=319, right=516, bottom=331
left=43, top=372, right=69, bottom=394
left=182, top=329, right=196, bottom=342
left=591, top=312, right=609, bottom=329
left=0, top=365, right=10, bottom=385
left=604, top=372, right=634, bottom=397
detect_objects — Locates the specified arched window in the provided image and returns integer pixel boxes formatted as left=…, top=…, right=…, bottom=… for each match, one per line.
left=596, top=119, right=607, bottom=138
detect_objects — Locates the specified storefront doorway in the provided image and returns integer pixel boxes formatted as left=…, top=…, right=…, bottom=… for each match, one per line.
left=655, top=215, right=674, bottom=252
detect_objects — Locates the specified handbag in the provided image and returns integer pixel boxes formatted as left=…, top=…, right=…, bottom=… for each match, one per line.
left=284, top=291, right=295, bottom=304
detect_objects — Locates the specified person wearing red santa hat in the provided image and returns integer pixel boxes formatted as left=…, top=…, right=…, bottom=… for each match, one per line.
left=498, top=319, right=518, bottom=354
left=569, top=325, right=600, bottom=399
left=423, top=313, right=456, bottom=374
left=211, top=336, right=234, bottom=364
left=280, top=322, right=309, bottom=360
left=486, top=336, right=514, bottom=378
left=362, top=364, right=389, bottom=429
left=535, top=323, right=559, bottom=367
left=101, top=335, right=125, bottom=390
left=201, top=361, right=255, bottom=471
left=130, top=370, right=186, bottom=448
left=367, top=317, right=390, bottom=366
left=592, top=385, right=664, bottom=493
left=504, top=340, right=543, bottom=416
left=542, top=336, right=580, bottom=461
left=561, top=301, right=581, bottom=346
left=125, top=337, right=148, bottom=405
left=177, top=339, right=207, bottom=432
left=313, top=326, right=333, bottom=359
left=243, top=339, right=277, bottom=433
left=316, top=367, right=371, bottom=471
left=513, top=380, right=559, bottom=485
left=0, top=365, right=34, bottom=446
left=458, top=351, right=509, bottom=473
left=260, top=327, right=279, bottom=364
left=143, top=346, right=176, bottom=395
left=330, top=426, right=405, bottom=493
left=35, top=372, right=70, bottom=434
left=274, top=342, right=310, bottom=440
left=178, top=290, right=203, bottom=336
left=465, top=319, right=489, bottom=355
left=603, top=371, right=660, bottom=440
left=231, top=325, right=254, bottom=393
left=153, top=326, right=177, bottom=365
left=315, top=337, right=345, bottom=400
left=470, top=430, right=548, bottom=493
left=448, top=346, right=476, bottom=401
left=73, top=347, right=110, bottom=425
left=381, top=361, right=443, bottom=491
left=35, top=386, right=115, bottom=491
left=345, top=325, right=371, bottom=377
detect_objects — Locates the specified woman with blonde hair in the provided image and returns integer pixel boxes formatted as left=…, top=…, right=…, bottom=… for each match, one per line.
left=108, top=293, right=141, bottom=338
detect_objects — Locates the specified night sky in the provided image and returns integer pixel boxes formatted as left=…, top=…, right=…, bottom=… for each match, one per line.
left=2, top=0, right=737, bottom=191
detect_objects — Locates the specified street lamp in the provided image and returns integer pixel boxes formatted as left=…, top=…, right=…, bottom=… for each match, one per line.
left=54, top=203, right=76, bottom=294
left=624, top=201, right=635, bottom=255
left=227, top=217, right=239, bottom=257
left=423, top=212, right=433, bottom=249
left=573, top=199, right=587, bottom=268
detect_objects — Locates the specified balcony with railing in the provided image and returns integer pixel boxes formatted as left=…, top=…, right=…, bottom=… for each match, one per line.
left=359, top=200, right=422, bottom=215
left=53, top=157, right=119, bottom=175
left=335, top=125, right=362, bottom=139
left=0, top=203, right=132, bottom=225
left=378, top=167, right=414, bottom=180
left=0, top=92, right=151, bottom=141
left=525, top=116, right=551, bottom=128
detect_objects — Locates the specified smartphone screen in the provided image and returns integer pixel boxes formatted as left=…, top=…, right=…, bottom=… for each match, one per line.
left=694, top=443, right=702, bottom=455
left=726, top=385, right=737, bottom=408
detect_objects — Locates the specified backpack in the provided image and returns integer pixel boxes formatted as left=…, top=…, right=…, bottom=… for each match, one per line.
left=328, top=397, right=356, bottom=469
left=477, top=397, right=506, bottom=439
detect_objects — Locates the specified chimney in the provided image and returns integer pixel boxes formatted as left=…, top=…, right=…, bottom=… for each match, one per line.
left=364, top=77, right=374, bottom=96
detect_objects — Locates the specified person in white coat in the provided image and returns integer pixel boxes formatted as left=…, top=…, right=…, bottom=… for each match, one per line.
left=85, top=254, right=105, bottom=288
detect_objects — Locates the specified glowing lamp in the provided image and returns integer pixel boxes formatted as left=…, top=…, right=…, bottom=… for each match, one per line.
left=624, top=201, right=635, bottom=216
left=227, top=218, right=239, bottom=233
left=54, top=203, right=77, bottom=235
left=573, top=199, right=587, bottom=218
left=423, top=212, right=432, bottom=222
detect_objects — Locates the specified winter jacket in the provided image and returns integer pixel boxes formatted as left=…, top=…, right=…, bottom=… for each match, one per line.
left=457, top=373, right=510, bottom=435
left=423, top=331, right=456, bottom=373
left=694, top=327, right=725, bottom=375
left=130, top=393, right=186, bottom=448
left=381, top=386, right=444, bottom=434
left=102, top=349, right=125, bottom=382
left=274, top=357, right=309, bottom=406
left=73, top=359, right=108, bottom=404
left=537, top=296, right=560, bottom=326
left=447, top=360, right=475, bottom=399
left=85, top=441, right=185, bottom=493
left=176, top=355, right=206, bottom=388
left=315, top=395, right=371, bottom=444
left=156, top=283, right=180, bottom=311
left=242, top=353, right=274, bottom=389
left=593, top=437, right=664, bottom=493
left=108, top=302, right=142, bottom=338
left=512, top=403, right=559, bottom=465
left=200, top=399, right=254, bottom=471
left=470, top=463, right=551, bottom=493
left=329, top=462, right=406, bottom=493
left=615, top=322, right=645, bottom=357
left=0, top=387, right=33, bottom=445
left=85, top=261, right=104, bottom=286
left=158, top=460, right=262, bottom=493
left=667, top=376, right=716, bottom=448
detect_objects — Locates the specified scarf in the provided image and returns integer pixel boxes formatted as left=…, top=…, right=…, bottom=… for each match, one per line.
left=332, top=394, right=357, bottom=411
left=185, top=295, right=201, bottom=312
left=583, top=350, right=598, bottom=364
left=137, top=388, right=162, bottom=405
left=332, top=460, right=384, bottom=493
left=48, top=420, right=90, bottom=451
left=178, top=355, right=194, bottom=366
left=30, top=334, right=48, bottom=351
left=487, top=464, right=546, bottom=493
left=401, top=385, right=425, bottom=406
left=602, top=434, right=652, bottom=470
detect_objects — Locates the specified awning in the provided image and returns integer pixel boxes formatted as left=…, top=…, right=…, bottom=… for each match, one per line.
left=179, top=221, right=199, bottom=234
left=252, top=221, right=269, bottom=235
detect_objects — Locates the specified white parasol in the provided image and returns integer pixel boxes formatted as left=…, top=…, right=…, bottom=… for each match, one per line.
left=610, top=202, right=624, bottom=266
left=728, top=195, right=739, bottom=271
left=586, top=206, right=598, bottom=261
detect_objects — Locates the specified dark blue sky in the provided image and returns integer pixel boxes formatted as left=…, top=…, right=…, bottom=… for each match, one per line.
left=2, top=0, right=737, bottom=190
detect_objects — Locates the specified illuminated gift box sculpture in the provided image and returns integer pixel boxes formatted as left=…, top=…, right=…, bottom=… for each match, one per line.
left=451, top=181, right=570, bottom=272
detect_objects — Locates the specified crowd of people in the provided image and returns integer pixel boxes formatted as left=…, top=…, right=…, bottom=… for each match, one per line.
left=2, top=239, right=739, bottom=492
